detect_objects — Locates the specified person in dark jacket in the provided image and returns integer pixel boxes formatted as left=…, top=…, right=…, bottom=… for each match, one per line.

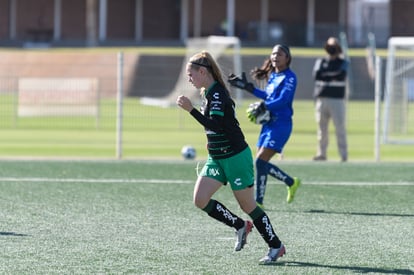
left=312, top=37, right=349, bottom=162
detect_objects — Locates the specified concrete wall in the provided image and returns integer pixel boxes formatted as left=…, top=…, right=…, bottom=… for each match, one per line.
left=133, top=55, right=376, bottom=101
left=0, top=52, right=375, bottom=101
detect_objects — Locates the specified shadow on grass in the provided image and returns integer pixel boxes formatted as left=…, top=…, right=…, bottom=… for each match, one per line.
left=268, top=261, right=414, bottom=274
left=0, top=231, right=29, bottom=237
left=304, top=209, right=414, bottom=218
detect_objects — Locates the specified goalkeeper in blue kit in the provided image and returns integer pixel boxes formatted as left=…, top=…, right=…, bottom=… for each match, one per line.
left=228, top=44, right=301, bottom=207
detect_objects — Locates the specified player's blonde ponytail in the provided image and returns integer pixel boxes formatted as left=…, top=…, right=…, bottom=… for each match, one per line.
left=189, top=51, right=229, bottom=95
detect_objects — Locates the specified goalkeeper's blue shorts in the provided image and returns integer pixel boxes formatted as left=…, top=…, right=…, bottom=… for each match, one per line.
left=256, top=120, right=292, bottom=153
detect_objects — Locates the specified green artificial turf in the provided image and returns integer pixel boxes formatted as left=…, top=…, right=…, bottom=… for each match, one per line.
left=0, top=160, right=412, bottom=274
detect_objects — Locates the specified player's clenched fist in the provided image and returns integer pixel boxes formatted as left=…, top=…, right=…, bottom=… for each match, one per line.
left=176, top=95, right=194, bottom=112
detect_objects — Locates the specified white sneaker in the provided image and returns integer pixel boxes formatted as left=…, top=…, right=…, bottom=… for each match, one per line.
left=259, top=244, right=286, bottom=264
left=234, top=220, right=253, bottom=251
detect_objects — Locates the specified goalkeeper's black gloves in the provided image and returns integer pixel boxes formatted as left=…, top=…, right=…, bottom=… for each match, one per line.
left=228, top=72, right=255, bottom=94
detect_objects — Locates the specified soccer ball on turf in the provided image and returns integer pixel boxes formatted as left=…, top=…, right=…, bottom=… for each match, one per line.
left=181, top=145, right=196, bottom=160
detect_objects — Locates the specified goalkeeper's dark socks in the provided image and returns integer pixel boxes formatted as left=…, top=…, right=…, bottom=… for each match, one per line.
left=249, top=206, right=282, bottom=248
left=257, top=158, right=294, bottom=186
left=202, top=199, right=244, bottom=230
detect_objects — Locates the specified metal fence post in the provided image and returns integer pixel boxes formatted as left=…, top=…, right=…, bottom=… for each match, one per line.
left=116, top=52, right=124, bottom=159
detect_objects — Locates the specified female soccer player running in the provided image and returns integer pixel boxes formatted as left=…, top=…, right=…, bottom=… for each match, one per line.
left=176, top=51, right=285, bottom=264
left=228, top=44, right=301, bottom=208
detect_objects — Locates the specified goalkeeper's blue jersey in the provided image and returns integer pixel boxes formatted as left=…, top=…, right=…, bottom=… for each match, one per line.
left=252, top=68, right=297, bottom=122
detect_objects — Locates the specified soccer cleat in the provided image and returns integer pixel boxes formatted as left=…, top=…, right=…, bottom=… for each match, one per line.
left=313, top=155, right=327, bottom=161
left=259, top=244, right=286, bottom=264
left=287, top=177, right=301, bottom=203
left=234, top=220, right=253, bottom=251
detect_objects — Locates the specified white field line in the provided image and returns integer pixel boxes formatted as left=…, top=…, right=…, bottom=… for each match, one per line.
left=0, top=177, right=412, bottom=186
